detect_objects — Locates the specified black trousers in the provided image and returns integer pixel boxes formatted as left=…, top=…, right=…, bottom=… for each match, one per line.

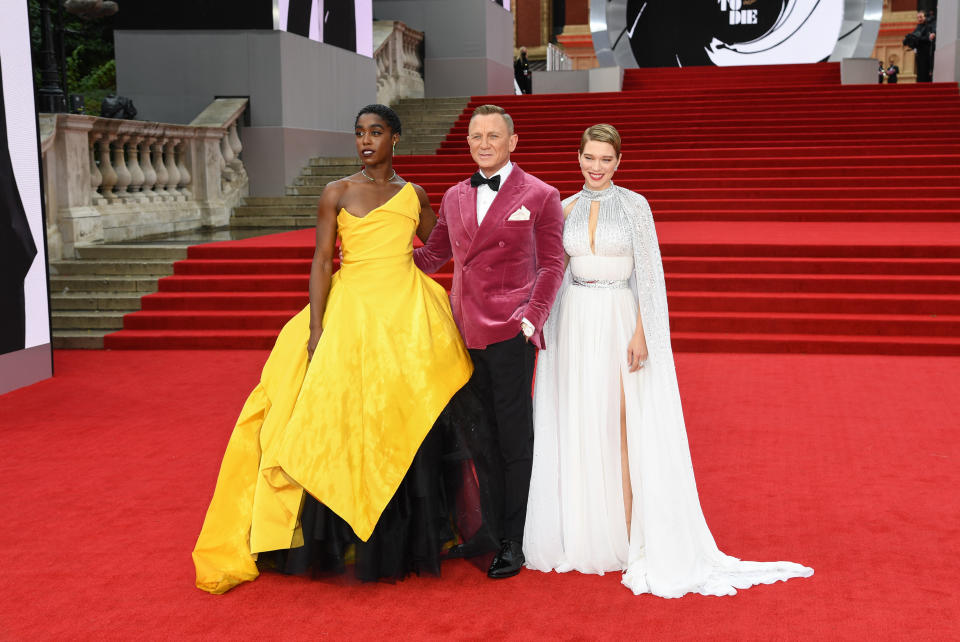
left=468, top=333, right=536, bottom=543
left=916, top=44, right=933, bottom=82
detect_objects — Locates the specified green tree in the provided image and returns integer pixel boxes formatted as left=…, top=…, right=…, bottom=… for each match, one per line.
left=28, top=0, right=117, bottom=115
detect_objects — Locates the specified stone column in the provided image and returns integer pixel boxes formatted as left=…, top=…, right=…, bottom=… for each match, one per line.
left=112, top=135, right=132, bottom=200
left=152, top=138, right=170, bottom=198
left=934, top=0, right=960, bottom=82
left=140, top=136, right=158, bottom=201
left=89, top=132, right=104, bottom=205
left=163, top=138, right=182, bottom=199
left=125, top=136, right=147, bottom=202
left=191, top=129, right=228, bottom=227
left=99, top=134, right=119, bottom=202
left=52, top=115, right=104, bottom=255
left=176, top=139, right=193, bottom=199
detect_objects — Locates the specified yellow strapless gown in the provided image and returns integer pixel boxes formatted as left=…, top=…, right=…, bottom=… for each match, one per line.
left=192, top=183, right=473, bottom=594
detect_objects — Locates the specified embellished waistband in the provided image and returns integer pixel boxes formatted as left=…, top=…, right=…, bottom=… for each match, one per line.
left=571, top=276, right=629, bottom=289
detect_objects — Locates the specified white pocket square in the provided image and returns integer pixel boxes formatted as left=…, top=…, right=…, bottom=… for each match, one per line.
left=507, top=206, right=531, bottom=221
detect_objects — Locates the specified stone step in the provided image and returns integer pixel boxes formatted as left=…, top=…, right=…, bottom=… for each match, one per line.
left=50, top=260, right=175, bottom=276
left=396, top=147, right=443, bottom=155
left=297, top=174, right=347, bottom=183
left=229, top=215, right=314, bottom=228
left=51, top=292, right=144, bottom=312
left=75, top=245, right=188, bottom=260
left=309, top=157, right=362, bottom=167
left=243, top=196, right=319, bottom=206
left=394, top=97, right=468, bottom=107
left=52, top=311, right=126, bottom=330
left=286, top=185, right=325, bottom=196
left=50, top=275, right=160, bottom=293
left=300, top=167, right=364, bottom=178
left=53, top=331, right=109, bottom=350
left=233, top=205, right=315, bottom=216
left=393, top=122, right=462, bottom=132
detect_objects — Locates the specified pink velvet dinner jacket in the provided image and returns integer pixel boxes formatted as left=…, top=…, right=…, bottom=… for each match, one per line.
left=414, top=164, right=565, bottom=350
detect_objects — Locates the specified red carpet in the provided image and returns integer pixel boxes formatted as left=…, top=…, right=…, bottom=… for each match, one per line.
left=106, top=63, right=960, bottom=352
left=1, top=349, right=957, bottom=638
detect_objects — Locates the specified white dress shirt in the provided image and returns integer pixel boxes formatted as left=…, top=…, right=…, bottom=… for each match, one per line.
left=476, top=161, right=514, bottom=226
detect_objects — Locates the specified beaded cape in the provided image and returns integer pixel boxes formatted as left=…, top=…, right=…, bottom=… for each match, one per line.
left=527, top=183, right=814, bottom=596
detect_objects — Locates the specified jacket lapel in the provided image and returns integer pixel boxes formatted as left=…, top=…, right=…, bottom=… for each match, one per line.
left=481, top=165, right=527, bottom=230
left=458, top=179, right=479, bottom=240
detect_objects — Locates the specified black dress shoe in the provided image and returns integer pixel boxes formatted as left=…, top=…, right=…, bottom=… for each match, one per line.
left=487, top=540, right=524, bottom=579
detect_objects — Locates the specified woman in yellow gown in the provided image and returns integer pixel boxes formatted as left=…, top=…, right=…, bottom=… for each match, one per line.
left=192, top=105, right=480, bottom=594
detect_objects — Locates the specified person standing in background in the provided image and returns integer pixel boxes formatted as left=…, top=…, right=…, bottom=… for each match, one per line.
left=885, top=60, right=899, bottom=84
left=514, top=47, right=532, bottom=94
left=907, top=11, right=936, bottom=82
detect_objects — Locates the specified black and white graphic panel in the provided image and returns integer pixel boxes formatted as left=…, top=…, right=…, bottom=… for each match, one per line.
left=598, top=0, right=844, bottom=67
left=0, top=1, right=50, bottom=355
left=275, top=0, right=373, bottom=56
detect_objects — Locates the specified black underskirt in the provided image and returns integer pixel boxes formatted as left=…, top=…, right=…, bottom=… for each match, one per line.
left=257, top=386, right=502, bottom=582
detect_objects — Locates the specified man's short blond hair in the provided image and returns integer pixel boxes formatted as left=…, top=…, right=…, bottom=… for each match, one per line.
left=470, top=104, right=515, bottom=136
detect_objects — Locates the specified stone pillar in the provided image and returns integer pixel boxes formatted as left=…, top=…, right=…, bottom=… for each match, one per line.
left=191, top=130, right=228, bottom=227
left=152, top=138, right=169, bottom=198
left=125, top=136, right=147, bottom=202
left=99, top=134, right=119, bottom=201
left=934, top=0, right=960, bottom=82
left=51, top=115, right=104, bottom=256
left=112, top=135, right=132, bottom=199
left=163, top=138, right=182, bottom=199
left=140, top=136, right=158, bottom=201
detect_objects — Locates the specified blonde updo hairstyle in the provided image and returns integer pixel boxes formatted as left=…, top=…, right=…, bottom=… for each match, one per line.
left=579, top=124, right=622, bottom=156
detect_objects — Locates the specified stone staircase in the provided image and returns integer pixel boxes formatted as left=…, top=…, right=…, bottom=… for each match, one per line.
left=52, top=96, right=469, bottom=347
left=50, top=245, right=187, bottom=348
left=391, top=96, right=469, bottom=155
left=231, top=96, right=468, bottom=230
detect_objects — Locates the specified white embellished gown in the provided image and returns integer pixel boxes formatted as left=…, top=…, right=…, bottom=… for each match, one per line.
left=523, top=183, right=813, bottom=597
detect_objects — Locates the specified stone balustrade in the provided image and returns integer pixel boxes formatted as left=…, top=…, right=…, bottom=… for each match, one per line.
left=373, top=20, right=425, bottom=106
left=40, top=98, right=248, bottom=259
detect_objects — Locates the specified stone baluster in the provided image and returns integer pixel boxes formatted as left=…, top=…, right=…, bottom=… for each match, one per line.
left=227, top=123, right=243, bottom=171
left=111, top=135, right=132, bottom=200
left=89, top=132, right=104, bottom=205
left=152, top=138, right=169, bottom=199
left=139, top=136, right=158, bottom=201
left=219, top=131, right=236, bottom=183
left=124, top=136, right=146, bottom=202
left=98, top=133, right=119, bottom=201
left=176, top=139, right=192, bottom=199
left=164, top=138, right=182, bottom=199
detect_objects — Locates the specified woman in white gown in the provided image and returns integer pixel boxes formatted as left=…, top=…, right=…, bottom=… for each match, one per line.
left=523, top=124, right=813, bottom=597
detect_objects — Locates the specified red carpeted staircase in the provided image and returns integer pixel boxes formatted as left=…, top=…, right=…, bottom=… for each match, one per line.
left=105, top=63, right=960, bottom=354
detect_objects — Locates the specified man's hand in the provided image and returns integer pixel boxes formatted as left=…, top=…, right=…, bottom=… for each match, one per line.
left=520, top=318, right=535, bottom=341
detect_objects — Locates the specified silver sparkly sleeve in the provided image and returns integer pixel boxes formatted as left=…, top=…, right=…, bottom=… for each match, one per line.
left=620, top=187, right=673, bottom=361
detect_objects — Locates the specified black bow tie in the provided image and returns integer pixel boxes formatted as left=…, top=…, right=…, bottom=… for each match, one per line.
left=470, top=172, right=501, bottom=192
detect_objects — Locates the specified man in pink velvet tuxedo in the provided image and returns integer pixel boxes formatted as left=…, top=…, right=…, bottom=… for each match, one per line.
left=414, top=104, right=565, bottom=579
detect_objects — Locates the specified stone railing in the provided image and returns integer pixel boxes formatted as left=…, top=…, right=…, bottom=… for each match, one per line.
left=373, top=20, right=425, bottom=106
left=40, top=98, right=248, bottom=259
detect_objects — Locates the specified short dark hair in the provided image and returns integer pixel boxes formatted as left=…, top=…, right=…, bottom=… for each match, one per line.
left=355, top=104, right=402, bottom=136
